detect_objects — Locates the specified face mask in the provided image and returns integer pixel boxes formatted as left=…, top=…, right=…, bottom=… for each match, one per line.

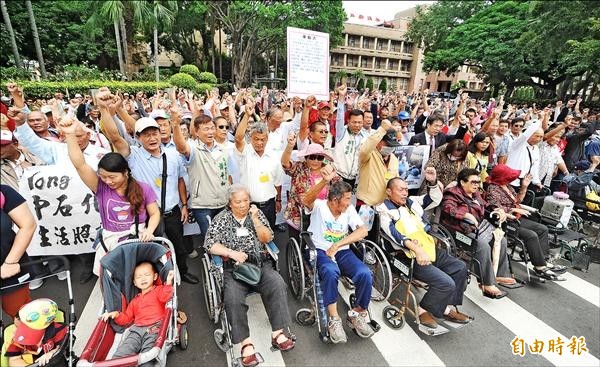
left=380, top=146, right=395, bottom=156
left=447, top=154, right=460, bottom=161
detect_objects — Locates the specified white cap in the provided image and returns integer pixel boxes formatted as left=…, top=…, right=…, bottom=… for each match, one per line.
left=1, top=129, right=14, bottom=145
left=150, top=109, right=169, bottom=120
left=40, top=105, right=53, bottom=114
left=134, top=117, right=159, bottom=134
left=75, top=93, right=83, bottom=98
left=218, top=101, right=228, bottom=110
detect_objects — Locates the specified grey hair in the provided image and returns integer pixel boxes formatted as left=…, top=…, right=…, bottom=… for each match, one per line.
left=227, top=183, right=251, bottom=203
left=328, top=181, right=352, bottom=201
left=248, top=122, right=268, bottom=136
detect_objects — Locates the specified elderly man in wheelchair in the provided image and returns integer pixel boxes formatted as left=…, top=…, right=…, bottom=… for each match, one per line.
left=301, top=165, right=377, bottom=343
left=204, top=184, right=294, bottom=367
left=375, top=167, right=473, bottom=331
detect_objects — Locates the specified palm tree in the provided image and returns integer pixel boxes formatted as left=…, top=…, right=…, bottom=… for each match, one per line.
left=351, top=69, right=365, bottom=89
left=24, top=0, right=46, bottom=77
left=87, top=1, right=126, bottom=75
left=133, top=0, right=177, bottom=82
left=1, top=0, right=21, bottom=68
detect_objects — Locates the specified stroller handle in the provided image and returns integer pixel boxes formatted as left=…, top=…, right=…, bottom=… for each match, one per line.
left=16, top=255, right=71, bottom=271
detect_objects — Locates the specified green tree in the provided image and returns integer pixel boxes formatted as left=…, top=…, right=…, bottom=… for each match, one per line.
left=334, top=69, right=348, bottom=84
left=25, top=0, right=46, bottom=77
left=87, top=0, right=127, bottom=75
left=407, top=1, right=600, bottom=99
left=351, top=69, right=364, bottom=88
left=378, top=78, right=387, bottom=92
left=356, top=78, right=364, bottom=90
left=1, top=0, right=21, bottom=68
left=365, top=77, right=373, bottom=91
left=209, top=0, right=345, bottom=86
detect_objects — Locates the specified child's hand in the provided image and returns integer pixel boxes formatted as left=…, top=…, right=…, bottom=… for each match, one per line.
left=101, top=311, right=119, bottom=321
left=37, top=349, right=57, bottom=366
left=166, top=270, right=174, bottom=285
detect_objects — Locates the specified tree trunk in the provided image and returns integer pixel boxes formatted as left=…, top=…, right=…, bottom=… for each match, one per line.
left=113, top=20, right=125, bottom=75
left=25, top=0, right=46, bottom=77
left=1, top=0, right=21, bottom=68
left=557, top=76, right=573, bottom=101
left=120, top=16, right=129, bottom=79
left=218, top=25, right=222, bottom=82
left=154, top=25, right=159, bottom=82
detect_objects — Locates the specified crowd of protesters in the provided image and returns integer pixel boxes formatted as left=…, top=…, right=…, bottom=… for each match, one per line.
left=1, top=80, right=599, bottom=365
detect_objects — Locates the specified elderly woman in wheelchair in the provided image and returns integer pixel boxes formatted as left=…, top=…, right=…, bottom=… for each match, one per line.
left=485, top=165, right=567, bottom=281
left=375, top=168, right=473, bottom=332
left=301, top=166, right=379, bottom=343
left=204, top=184, right=294, bottom=367
left=441, top=168, right=512, bottom=299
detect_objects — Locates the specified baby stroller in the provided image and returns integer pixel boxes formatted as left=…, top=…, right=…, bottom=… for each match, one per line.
left=1, top=255, right=77, bottom=367
left=77, top=237, right=188, bottom=367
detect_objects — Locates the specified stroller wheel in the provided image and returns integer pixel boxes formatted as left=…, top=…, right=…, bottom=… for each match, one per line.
left=295, top=308, right=316, bottom=326
left=213, top=329, right=230, bottom=352
left=382, top=305, right=405, bottom=329
left=179, top=323, right=189, bottom=350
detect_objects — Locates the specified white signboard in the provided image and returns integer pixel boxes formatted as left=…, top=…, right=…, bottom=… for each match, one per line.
left=19, top=164, right=100, bottom=256
left=394, top=145, right=431, bottom=189
left=287, top=27, right=330, bottom=100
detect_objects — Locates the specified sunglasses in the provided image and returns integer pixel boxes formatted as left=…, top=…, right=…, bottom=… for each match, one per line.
left=217, top=125, right=229, bottom=130
left=306, top=154, right=325, bottom=161
left=469, top=180, right=481, bottom=184
left=513, top=124, right=524, bottom=128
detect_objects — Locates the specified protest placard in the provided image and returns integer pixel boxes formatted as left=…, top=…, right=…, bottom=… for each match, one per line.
left=287, top=27, right=330, bottom=100
left=18, top=163, right=100, bottom=256
left=394, top=145, right=431, bottom=189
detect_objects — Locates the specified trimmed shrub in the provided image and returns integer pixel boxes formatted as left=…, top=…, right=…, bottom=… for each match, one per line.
left=195, top=83, right=213, bottom=96
left=18, top=80, right=171, bottom=99
left=366, top=77, right=374, bottom=91
left=199, top=71, right=218, bottom=84
left=0, top=66, right=32, bottom=81
left=379, top=79, right=387, bottom=92
left=179, top=64, right=201, bottom=80
left=357, top=79, right=365, bottom=90
left=169, top=73, right=198, bottom=90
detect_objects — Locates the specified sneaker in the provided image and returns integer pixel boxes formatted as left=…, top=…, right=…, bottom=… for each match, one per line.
left=347, top=310, right=374, bottom=338
left=188, top=250, right=199, bottom=259
left=29, top=278, right=44, bottom=290
left=327, top=317, right=347, bottom=344
left=56, top=271, right=67, bottom=281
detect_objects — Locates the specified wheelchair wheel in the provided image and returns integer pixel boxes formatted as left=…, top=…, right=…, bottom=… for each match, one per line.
left=382, top=305, right=405, bottom=329
left=213, top=329, right=230, bottom=352
left=295, top=308, right=316, bottom=326
left=287, top=237, right=306, bottom=300
left=201, top=256, right=219, bottom=324
left=353, top=240, right=393, bottom=302
left=178, top=323, right=189, bottom=350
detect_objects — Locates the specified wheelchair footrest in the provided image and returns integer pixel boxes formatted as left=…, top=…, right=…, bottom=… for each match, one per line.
left=498, top=280, right=525, bottom=289
left=418, top=323, right=450, bottom=336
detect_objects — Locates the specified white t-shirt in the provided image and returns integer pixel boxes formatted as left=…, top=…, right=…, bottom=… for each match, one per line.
left=307, top=199, right=363, bottom=251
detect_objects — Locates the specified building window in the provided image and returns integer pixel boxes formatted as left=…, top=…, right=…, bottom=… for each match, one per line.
left=377, top=40, right=388, bottom=51
left=388, top=60, right=399, bottom=70
left=400, top=61, right=411, bottom=72
left=398, top=78, right=408, bottom=91
left=363, top=37, right=373, bottom=49
left=347, top=55, right=358, bottom=67
left=361, top=58, right=371, bottom=69
left=375, top=58, right=384, bottom=69
left=469, top=82, right=477, bottom=89
left=390, top=41, right=401, bottom=52
left=348, top=35, right=360, bottom=47
left=403, top=42, right=414, bottom=54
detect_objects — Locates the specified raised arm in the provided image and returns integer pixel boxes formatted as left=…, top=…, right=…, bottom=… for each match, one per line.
left=301, top=164, right=337, bottom=210
left=299, top=95, right=316, bottom=143
left=421, top=89, right=430, bottom=114
left=171, top=106, right=190, bottom=158
left=58, top=117, right=99, bottom=192
left=359, top=119, right=391, bottom=165
left=97, top=91, right=130, bottom=157
left=6, top=83, right=25, bottom=108
left=335, top=85, right=347, bottom=143
left=235, top=99, right=255, bottom=153
left=281, top=131, right=296, bottom=170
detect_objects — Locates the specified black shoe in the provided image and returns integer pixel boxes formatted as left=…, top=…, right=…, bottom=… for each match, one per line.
left=275, top=224, right=287, bottom=232
left=181, top=273, right=200, bottom=284
left=79, top=272, right=96, bottom=284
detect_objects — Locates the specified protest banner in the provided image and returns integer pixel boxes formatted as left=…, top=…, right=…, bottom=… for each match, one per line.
left=394, top=145, right=431, bottom=189
left=287, top=27, right=329, bottom=100
left=18, top=163, right=100, bottom=256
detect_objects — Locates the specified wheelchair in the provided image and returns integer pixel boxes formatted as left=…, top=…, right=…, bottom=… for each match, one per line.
left=201, top=241, right=292, bottom=367
left=371, top=213, right=471, bottom=336
left=285, top=209, right=392, bottom=343
left=503, top=217, right=546, bottom=284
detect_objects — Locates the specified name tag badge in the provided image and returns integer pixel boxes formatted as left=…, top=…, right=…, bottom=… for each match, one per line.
left=154, top=177, right=162, bottom=188
left=259, top=172, right=270, bottom=183
left=384, top=171, right=393, bottom=181
left=236, top=227, right=250, bottom=237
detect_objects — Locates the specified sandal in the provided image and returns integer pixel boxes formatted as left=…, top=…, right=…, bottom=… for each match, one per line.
left=479, top=285, right=507, bottom=299
left=271, top=331, right=295, bottom=352
left=545, top=263, right=567, bottom=274
left=496, top=277, right=517, bottom=286
left=534, top=268, right=566, bottom=281
left=241, top=343, right=260, bottom=367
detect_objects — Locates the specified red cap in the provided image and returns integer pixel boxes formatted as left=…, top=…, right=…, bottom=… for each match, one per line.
left=13, top=320, right=46, bottom=346
left=487, top=164, right=521, bottom=186
left=1, top=102, right=16, bottom=131
left=317, top=101, right=330, bottom=110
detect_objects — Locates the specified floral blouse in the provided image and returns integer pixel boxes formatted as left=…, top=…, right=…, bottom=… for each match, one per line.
left=485, top=184, right=518, bottom=213
left=426, top=143, right=467, bottom=187
left=204, top=207, right=271, bottom=254
left=284, top=161, right=341, bottom=229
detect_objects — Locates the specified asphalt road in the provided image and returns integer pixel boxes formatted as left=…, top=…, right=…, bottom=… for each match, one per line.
left=4, top=229, right=599, bottom=367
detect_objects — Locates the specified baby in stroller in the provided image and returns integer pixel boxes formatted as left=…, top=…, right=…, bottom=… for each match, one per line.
left=101, top=262, right=174, bottom=366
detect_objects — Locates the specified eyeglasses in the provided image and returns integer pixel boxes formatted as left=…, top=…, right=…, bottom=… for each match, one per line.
left=217, top=125, right=229, bottom=130
left=306, top=155, right=325, bottom=161
left=513, top=124, right=524, bottom=128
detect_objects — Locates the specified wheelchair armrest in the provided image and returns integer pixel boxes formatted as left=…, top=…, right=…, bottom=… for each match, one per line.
left=300, top=231, right=317, bottom=251
left=266, top=241, right=279, bottom=255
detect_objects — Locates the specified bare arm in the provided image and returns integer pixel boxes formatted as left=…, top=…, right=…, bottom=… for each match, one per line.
left=299, top=95, right=316, bottom=143
left=60, top=118, right=99, bottom=193
left=98, top=92, right=130, bottom=157
left=301, top=165, right=336, bottom=210
left=0, top=201, right=36, bottom=280
left=235, top=100, right=255, bottom=153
